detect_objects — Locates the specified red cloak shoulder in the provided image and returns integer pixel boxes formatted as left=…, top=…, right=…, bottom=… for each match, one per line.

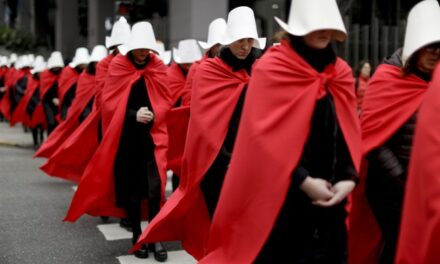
left=134, top=56, right=252, bottom=259
left=64, top=53, right=171, bottom=221
left=57, top=66, right=80, bottom=110
left=348, top=64, right=429, bottom=264
left=39, top=69, right=60, bottom=99
left=166, top=106, right=190, bottom=176
left=10, top=72, right=34, bottom=126
left=167, top=63, right=187, bottom=106
left=93, top=54, right=114, bottom=109
left=1, top=68, right=26, bottom=120
left=198, top=41, right=361, bottom=263
left=396, top=66, right=440, bottom=264
left=40, top=109, right=101, bottom=183
left=40, top=58, right=114, bottom=182
left=181, top=53, right=209, bottom=106
left=34, top=72, right=95, bottom=159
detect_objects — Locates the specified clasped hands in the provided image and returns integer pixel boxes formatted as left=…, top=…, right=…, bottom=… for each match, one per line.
left=299, top=177, right=355, bottom=207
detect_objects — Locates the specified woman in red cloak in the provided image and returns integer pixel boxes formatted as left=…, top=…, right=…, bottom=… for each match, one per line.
left=199, top=0, right=362, bottom=263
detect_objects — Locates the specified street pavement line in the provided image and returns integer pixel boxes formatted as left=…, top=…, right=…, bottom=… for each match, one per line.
left=117, top=250, right=196, bottom=264
left=97, top=222, right=148, bottom=241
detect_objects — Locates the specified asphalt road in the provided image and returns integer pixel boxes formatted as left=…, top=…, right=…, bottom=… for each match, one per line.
left=0, top=146, right=184, bottom=264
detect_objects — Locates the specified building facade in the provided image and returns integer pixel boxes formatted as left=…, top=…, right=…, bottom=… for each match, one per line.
left=0, top=0, right=430, bottom=68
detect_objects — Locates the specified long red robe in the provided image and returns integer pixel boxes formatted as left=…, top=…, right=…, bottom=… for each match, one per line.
left=396, top=65, right=440, bottom=264
left=0, top=67, right=16, bottom=119
left=10, top=71, right=34, bottom=126
left=39, top=69, right=60, bottom=101
left=1, top=68, right=26, bottom=120
left=38, top=56, right=115, bottom=183
left=39, top=71, right=96, bottom=176
left=133, top=55, right=253, bottom=258
left=93, top=53, right=114, bottom=110
left=10, top=74, right=46, bottom=128
left=166, top=106, right=190, bottom=177
left=64, top=53, right=171, bottom=221
left=181, top=53, right=209, bottom=106
left=55, top=66, right=80, bottom=122
left=167, top=63, right=187, bottom=106
left=348, top=64, right=429, bottom=264
left=196, top=41, right=361, bottom=263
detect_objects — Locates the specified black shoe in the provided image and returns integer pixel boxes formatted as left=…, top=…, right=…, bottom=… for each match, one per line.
left=134, top=244, right=149, bottom=259
left=149, top=242, right=168, bottom=262
left=119, top=218, right=132, bottom=231
left=100, top=216, right=109, bottom=223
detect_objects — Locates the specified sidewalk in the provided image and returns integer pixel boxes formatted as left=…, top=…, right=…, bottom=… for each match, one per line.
left=0, top=121, right=34, bottom=148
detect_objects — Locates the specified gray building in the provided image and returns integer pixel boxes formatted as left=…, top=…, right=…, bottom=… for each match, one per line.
left=0, top=0, right=431, bottom=68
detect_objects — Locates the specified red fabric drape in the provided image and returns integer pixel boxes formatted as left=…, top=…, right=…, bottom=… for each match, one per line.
left=196, top=41, right=361, bottom=263
left=35, top=72, right=95, bottom=158
left=396, top=65, right=440, bottom=264
left=64, top=53, right=171, bottom=221
left=348, top=64, right=429, bottom=264
left=133, top=55, right=254, bottom=258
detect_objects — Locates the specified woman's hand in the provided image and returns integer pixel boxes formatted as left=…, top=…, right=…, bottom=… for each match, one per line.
left=312, top=180, right=355, bottom=207
left=136, top=107, right=154, bottom=124
left=300, top=177, right=335, bottom=202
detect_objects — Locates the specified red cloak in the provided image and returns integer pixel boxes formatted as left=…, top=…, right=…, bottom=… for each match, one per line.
left=1, top=68, right=25, bottom=120
left=38, top=71, right=95, bottom=162
left=167, top=63, right=187, bottom=106
left=64, top=53, right=171, bottom=221
left=93, top=53, right=114, bottom=110
left=56, top=66, right=80, bottom=121
left=166, top=106, right=190, bottom=176
left=10, top=71, right=34, bottom=126
left=39, top=56, right=115, bottom=183
left=35, top=71, right=95, bottom=159
left=39, top=69, right=60, bottom=100
left=133, top=55, right=252, bottom=258
left=181, top=53, right=209, bottom=106
left=10, top=74, right=46, bottom=128
left=348, top=64, right=429, bottom=264
left=396, top=65, right=440, bottom=264
left=196, top=41, right=361, bottom=263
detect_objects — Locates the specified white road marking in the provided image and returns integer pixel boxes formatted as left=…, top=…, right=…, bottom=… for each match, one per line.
left=117, top=250, right=196, bottom=264
left=97, top=222, right=148, bottom=241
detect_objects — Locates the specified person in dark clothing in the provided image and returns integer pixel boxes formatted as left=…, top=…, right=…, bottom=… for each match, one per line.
left=110, top=22, right=169, bottom=261
left=200, top=45, right=259, bottom=217
left=27, top=73, right=44, bottom=147
left=131, top=8, right=267, bottom=260
left=255, top=34, right=357, bottom=264
left=196, top=2, right=360, bottom=263
left=365, top=45, right=440, bottom=264
left=60, top=47, right=89, bottom=121
left=42, top=68, right=62, bottom=135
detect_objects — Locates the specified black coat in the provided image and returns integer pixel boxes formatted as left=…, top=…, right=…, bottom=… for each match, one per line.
left=113, top=57, right=161, bottom=208
left=200, top=47, right=258, bottom=218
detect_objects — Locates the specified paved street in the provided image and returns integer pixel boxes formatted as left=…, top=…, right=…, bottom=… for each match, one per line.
left=0, top=123, right=194, bottom=264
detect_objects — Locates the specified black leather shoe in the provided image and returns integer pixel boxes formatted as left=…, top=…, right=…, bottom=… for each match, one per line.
left=100, top=216, right=109, bottom=223
left=149, top=242, right=168, bottom=262
left=134, top=244, right=149, bottom=259
left=119, top=218, right=132, bottom=231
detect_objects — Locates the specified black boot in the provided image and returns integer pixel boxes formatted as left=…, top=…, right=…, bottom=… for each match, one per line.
left=149, top=242, right=168, bottom=262
left=132, top=235, right=149, bottom=259
left=119, top=217, right=132, bottom=231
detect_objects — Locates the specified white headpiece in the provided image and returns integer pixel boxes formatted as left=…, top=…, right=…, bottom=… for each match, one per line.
left=221, top=6, right=266, bottom=49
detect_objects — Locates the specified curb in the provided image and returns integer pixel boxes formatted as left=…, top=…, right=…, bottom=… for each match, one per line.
left=0, top=140, right=34, bottom=149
